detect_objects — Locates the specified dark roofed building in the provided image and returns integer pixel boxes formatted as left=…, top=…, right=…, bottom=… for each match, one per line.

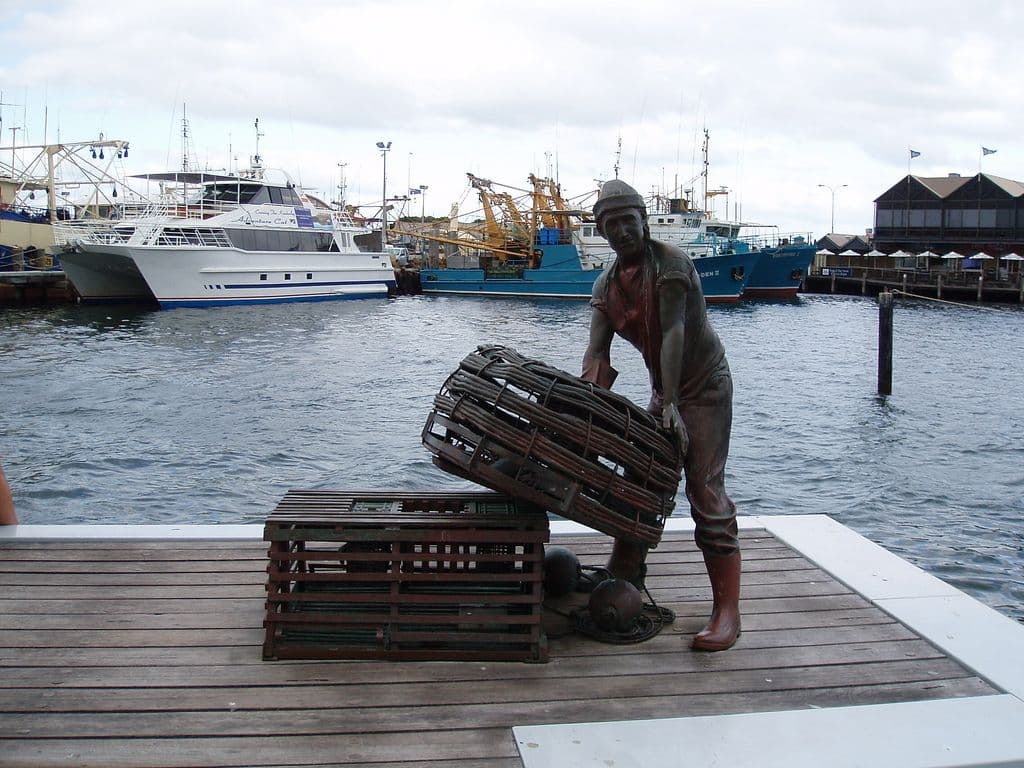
left=873, top=172, right=1024, bottom=255
left=817, top=233, right=872, bottom=254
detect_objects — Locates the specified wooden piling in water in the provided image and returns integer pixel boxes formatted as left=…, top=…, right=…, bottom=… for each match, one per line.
left=878, top=291, right=893, bottom=396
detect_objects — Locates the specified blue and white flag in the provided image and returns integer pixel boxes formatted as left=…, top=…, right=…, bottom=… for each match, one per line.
left=982, top=147, right=997, bottom=156
left=909, top=149, right=921, bottom=159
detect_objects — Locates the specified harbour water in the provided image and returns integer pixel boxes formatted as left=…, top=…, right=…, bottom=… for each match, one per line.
left=1, top=294, right=1022, bottom=622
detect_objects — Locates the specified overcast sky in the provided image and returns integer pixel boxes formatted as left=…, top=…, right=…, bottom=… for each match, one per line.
left=1, top=0, right=1020, bottom=237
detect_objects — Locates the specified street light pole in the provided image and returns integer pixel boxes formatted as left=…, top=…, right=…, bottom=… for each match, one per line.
left=817, top=183, right=847, bottom=234
left=419, top=184, right=428, bottom=224
left=376, top=140, right=391, bottom=249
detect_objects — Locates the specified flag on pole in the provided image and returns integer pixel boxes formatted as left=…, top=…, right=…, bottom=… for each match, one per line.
left=909, top=149, right=921, bottom=158
left=982, top=147, right=997, bottom=156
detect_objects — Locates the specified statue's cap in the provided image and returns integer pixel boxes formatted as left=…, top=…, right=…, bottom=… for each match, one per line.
left=593, top=179, right=645, bottom=223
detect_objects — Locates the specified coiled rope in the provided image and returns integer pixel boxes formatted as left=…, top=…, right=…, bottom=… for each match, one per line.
left=544, top=565, right=676, bottom=644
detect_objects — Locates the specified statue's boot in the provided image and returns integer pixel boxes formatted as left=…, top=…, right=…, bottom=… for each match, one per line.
left=605, top=538, right=648, bottom=588
left=691, top=551, right=741, bottom=651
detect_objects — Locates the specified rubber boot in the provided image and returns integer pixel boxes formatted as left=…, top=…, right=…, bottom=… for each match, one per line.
left=605, top=538, right=648, bottom=588
left=691, top=551, right=741, bottom=652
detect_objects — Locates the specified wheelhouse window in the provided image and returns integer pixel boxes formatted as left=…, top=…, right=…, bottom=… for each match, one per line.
left=199, top=183, right=262, bottom=205
left=225, top=228, right=338, bottom=252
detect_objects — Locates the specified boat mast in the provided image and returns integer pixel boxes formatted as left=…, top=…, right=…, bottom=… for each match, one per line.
left=251, top=118, right=264, bottom=179
left=181, top=104, right=191, bottom=172
left=702, top=128, right=709, bottom=215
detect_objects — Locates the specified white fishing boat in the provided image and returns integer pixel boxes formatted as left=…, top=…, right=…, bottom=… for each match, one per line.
left=53, top=167, right=395, bottom=309
left=576, top=130, right=815, bottom=301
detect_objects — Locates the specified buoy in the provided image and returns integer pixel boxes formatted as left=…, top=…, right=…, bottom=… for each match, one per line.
left=543, top=546, right=581, bottom=597
left=588, top=578, right=643, bottom=632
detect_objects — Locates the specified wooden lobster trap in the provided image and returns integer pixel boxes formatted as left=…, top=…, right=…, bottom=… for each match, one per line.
left=423, top=345, right=682, bottom=548
left=263, top=490, right=550, bottom=662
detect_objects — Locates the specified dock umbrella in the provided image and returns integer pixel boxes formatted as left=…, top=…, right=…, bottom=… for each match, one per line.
left=942, top=250, right=964, bottom=274
left=814, top=248, right=834, bottom=272
left=1000, top=252, right=1023, bottom=278
left=916, top=250, right=938, bottom=271
left=839, top=249, right=860, bottom=267
left=865, top=249, right=885, bottom=268
left=969, top=252, right=993, bottom=271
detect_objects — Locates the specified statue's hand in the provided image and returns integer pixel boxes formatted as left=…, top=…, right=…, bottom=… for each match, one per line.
left=662, top=402, right=688, bottom=457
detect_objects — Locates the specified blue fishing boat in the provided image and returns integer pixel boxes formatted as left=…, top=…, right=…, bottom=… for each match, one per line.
left=419, top=240, right=756, bottom=302
left=414, top=172, right=755, bottom=303
left=742, top=238, right=817, bottom=300
left=633, top=128, right=815, bottom=301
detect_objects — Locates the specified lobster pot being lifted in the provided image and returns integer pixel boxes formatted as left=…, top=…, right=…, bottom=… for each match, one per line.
left=422, top=345, right=683, bottom=548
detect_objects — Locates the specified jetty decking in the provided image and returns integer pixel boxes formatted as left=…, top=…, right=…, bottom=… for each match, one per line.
left=0, top=517, right=1020, bottom=767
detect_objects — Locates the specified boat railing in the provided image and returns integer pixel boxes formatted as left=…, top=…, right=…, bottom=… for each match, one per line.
left=52, top=219, right=136, bottom=246
left=130, top=202, right=232, bottom=220
left=151, top=227, right=233, bottom=248
left=734, top=231, right=815, bottom=250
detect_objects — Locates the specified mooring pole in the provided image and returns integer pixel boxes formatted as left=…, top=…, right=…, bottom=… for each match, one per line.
left=878, top=291, right=893, bottom=396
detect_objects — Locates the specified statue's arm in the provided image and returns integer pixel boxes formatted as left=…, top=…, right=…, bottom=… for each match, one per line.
left=657, top=270, right=689, bottom=451
left=582, top=305, right=617, bottom=388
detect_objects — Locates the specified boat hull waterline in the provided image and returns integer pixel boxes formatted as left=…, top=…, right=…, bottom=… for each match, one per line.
left=60, top=243, right=396, bottom=308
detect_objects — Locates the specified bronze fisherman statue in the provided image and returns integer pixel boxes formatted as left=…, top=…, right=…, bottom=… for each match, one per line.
left=581, top=179, right=741, bottom=651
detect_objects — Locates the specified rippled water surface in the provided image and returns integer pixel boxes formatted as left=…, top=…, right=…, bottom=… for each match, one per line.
left=2, top=294, right=1022, bottom=621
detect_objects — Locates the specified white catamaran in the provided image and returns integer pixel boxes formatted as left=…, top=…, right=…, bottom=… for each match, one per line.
left=53, top=166, right=396, bottom=309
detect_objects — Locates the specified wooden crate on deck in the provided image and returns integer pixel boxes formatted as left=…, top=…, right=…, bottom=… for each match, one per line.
left=263, top=490, right=550, bottom=662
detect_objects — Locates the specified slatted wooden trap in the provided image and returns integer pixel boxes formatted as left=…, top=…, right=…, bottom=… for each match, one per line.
left=423, top=345, right=683, bottom=548
left=263, top=490, right=550, bottom=662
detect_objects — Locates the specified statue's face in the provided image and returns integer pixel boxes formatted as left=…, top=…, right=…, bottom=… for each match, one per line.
left=600, top=208, right=646, bottom=261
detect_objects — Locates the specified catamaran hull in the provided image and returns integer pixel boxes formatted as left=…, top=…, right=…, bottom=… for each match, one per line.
left=59, top=248, right=154, bottom=303
left=59, top=244, right=396, bottom=309
left=743, top=245, right=816, bottom=300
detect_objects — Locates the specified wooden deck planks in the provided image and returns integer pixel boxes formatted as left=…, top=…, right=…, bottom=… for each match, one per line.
left=0, top=529, right=1001, bottom=768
